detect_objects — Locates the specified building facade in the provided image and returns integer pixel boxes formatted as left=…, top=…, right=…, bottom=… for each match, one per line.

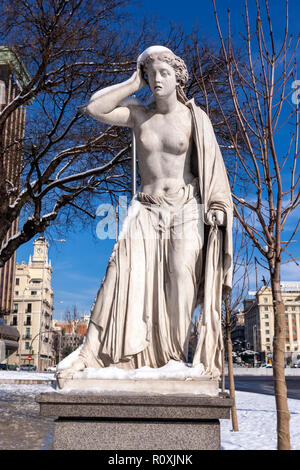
left=231, top=309, right=246, bottom=354
left=0, top=48, right=30, bottom=361
left=52, top=318, right=89, bottom=363
left=244, top=282, right=300, bottom=364
left=8, top=237, right=55, bottom=370
left=0, top=47, right=29, bottom=322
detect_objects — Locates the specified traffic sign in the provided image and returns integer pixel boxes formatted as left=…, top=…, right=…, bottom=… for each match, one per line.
left=27, top=356, right=33, bottom=361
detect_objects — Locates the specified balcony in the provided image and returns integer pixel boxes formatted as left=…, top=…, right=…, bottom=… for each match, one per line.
left=22, top=334, right=32, bottom=340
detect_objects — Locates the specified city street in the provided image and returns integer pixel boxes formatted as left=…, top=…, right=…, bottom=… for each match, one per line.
left=0, top=384, right=54, bottom=450
left=225, top=376, right=300, bottom=400
left=0, top=377, right=300, bottom=450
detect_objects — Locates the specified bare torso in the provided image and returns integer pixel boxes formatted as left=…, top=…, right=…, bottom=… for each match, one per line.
left=132, top=101, right=194, bottom=195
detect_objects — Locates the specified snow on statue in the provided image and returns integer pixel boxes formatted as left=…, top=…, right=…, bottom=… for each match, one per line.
left=56, top=46, right=233, bottom=382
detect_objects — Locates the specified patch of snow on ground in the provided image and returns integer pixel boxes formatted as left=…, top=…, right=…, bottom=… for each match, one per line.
left=0, top=371, right=54, bottom=380
left=0, top=373, right=299, bottom=450
left=220, top=390, right=300, bottom=450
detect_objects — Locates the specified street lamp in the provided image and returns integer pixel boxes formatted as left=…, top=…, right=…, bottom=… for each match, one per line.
left=37, top=237, right=66, bottom=371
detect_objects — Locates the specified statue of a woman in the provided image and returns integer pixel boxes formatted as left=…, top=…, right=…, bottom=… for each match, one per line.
left=57, top=46, right=233, bottom=380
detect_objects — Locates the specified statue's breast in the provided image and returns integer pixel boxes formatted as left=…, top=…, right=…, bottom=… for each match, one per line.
left=138, top=116, right=191, bottom=156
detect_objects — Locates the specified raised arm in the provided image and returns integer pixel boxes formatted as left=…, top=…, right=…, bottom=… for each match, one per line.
left=83, top=66, right=146, bottom=128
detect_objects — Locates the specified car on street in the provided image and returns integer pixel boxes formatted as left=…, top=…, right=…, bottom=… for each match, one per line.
left=20, top=365, right=36, bottom=371
left=46, top=365, right=57, bottom=372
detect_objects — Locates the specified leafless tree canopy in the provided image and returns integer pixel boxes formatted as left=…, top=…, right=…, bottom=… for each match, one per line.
left=0, top=0, right=164, bottom=265
left=202, top=0, right=299, bottom=450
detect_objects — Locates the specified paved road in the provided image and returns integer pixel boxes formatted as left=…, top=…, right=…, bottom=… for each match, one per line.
left=0, top=384, right=54, bottom=450
left=225, top=376, right=300, bottom=400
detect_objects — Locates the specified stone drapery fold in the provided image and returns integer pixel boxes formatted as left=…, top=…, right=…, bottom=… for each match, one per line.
left=77, top=101, right=233, bottom=379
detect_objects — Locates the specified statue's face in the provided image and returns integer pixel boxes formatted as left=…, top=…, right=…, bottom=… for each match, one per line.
left=145, top=59, right=177, bottom=98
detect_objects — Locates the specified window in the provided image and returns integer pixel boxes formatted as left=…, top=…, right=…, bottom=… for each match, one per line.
left=265, top=322, right=269, bottom=326
left=25, top=328, right=31, bottom=339
left=13, top=303, right=18, bottom=313
left=266, top=330, right=270, bottom=335
left=264, top=306, right=268, bottom=311
left=265, top=314, right=269, bottom=319
left=264, top=298, right=268, bottom=303
left=266, top=337, right=270, bottom=342
left=285, top=306, right=288, bottom=311
left=15, top=291, right=19, bottom=296
left=25, top=342, right=30, bottom=350
left=25, top=316, right=31, bottom=326
left=31, top=291, right=37, bottom=296
left=12, top=316, right=17, bottom=326
left=15, top=278, right=19, bottom=286
left=27, top=303, right=32, bottom=313
left=292, top=307, right=296, bottom=311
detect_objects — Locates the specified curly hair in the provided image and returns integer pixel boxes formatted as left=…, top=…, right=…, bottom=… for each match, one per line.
left=140, top=51, right=189, bottom=104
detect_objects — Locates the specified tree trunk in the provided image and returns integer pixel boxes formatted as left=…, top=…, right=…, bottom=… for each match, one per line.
left=225, top=298, right=239, bottom=431
left=271, top=269, right=291, bottom=450
left=221, top=341, right=225, bottom=393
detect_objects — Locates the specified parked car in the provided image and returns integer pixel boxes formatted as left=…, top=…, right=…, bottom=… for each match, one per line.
left=46, top=365, right=57, bottom=372
left=0, top=363, right=7, bottom=370
left=7, top=364, right=20, bottom=371
left=20, top=364, right=36, bottom=371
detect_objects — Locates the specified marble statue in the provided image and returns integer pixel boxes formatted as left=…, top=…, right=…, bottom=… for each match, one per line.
left=57, top=46, right=233, bottom=381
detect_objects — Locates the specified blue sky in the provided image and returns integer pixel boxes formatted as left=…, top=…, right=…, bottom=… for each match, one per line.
left=16, top=0, right=300, bottom=319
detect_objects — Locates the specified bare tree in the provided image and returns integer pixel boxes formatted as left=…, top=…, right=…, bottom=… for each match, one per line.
left=222, top=218, right=254, bottom=432
left=0, top=0, right=161, bottom=266
left=200, top=0, right=299, bottom=450
left=64, top=305, right=80, bottom=332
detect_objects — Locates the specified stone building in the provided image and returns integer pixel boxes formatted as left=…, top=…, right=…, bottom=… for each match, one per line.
left=230, top=310, right=246, bottom=353
left=244, top=282, right=300, bottom=364
left=8, top=237, right=55, bottom=370
left=0, top=47, right=29, bottom=356
left=53, top=318, right=88, bottom=361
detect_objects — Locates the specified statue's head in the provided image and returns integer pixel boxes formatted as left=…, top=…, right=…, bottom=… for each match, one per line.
left=137, top=46, right=189, bottom=103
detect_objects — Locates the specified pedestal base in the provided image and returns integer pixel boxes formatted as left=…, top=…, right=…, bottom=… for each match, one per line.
left=37, top=392, right=233, bottom=450
left=56, top=376, right=219, bottom=396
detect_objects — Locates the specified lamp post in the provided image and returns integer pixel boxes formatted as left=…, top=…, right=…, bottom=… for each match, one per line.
left=30, top=330, right=51, bottom=367
left=37, top=237, right=65, bottom=371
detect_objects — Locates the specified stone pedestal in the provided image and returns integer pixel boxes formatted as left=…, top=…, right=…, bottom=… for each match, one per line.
left=36, top=391, right=233, bottom=450
left=56, top=376, right=220, bottom=396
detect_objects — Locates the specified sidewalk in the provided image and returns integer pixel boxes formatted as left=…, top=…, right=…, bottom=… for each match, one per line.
left=225, top=367, right=300, bottom=376
left=0, top=371, right=55, bottom=385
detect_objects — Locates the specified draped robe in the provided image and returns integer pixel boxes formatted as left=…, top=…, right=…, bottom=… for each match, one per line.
left=78, top=99, right=233, bottom=379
